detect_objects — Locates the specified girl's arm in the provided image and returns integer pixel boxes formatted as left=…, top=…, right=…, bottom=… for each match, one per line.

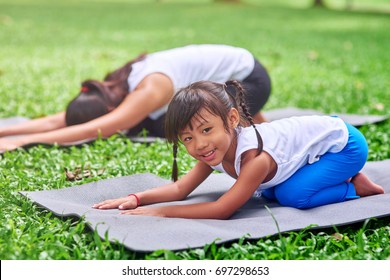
left=92, top=162, right=213, bottom=210
left=0, top=112, right=66, bottom=137
left=122, top=151, right=275, bottom=219
left=0, top=73, right=173, bottom=151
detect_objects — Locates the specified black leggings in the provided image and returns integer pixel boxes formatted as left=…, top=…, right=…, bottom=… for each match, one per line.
left=226, top=58, right=271, bottom=116
left=128, top=59, right=272, bottom=138
left=126, top=114, right=166, bottom=138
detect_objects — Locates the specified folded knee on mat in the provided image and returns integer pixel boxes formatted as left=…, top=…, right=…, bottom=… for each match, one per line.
left=278, top=199, right=309, bottom=209
left=275, top=191, right=310, bottom=209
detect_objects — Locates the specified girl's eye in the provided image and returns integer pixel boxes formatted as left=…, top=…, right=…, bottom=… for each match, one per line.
left=202, top=127, right=212, bottom=134
left=183, top=136, right=192, bottom=142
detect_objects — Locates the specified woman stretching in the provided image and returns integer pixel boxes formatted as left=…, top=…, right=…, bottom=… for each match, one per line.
left=0, top=45, right=271, bottom=151
left=93, top=80, right=384, bottom=219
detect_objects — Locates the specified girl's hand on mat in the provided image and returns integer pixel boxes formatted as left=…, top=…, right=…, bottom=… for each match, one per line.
left=120, top=207, right=165, bottom=217
left=92, top=196, right=137, bottom=210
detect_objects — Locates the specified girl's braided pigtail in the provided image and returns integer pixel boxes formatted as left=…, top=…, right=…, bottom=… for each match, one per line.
left=226, top=80, right=263, bottom=156
left=171, top=143, right=178, bottom=182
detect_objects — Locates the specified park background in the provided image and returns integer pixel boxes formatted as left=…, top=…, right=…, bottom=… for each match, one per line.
left=0, top=0, right=389, bottom=259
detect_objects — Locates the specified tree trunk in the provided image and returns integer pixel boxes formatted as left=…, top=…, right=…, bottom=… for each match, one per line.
left=313, top=0, right=325, bottom=7
left=214, top=0, right=241, bottom=3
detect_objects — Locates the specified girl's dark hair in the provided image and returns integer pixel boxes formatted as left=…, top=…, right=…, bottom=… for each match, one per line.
left=65, top=54, right=146, bottom=126
left=165, top=80, right=263, bottom=181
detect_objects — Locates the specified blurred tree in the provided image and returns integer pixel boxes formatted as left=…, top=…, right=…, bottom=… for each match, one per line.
left=313, top=0, right=325, bottom=7
left=214, top=0, right=241, bottom=2
left=313, top=0, right=356, bottom=10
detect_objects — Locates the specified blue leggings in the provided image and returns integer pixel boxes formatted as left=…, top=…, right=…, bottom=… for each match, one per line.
left=262, top=123, right=368, bottom=209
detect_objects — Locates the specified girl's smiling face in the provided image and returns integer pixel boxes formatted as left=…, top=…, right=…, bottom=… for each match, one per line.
left=179, top=108, right=240, bottom=166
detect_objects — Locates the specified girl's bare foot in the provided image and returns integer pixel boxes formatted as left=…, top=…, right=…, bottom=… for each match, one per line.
left=352, top=173, right=385, bottom=197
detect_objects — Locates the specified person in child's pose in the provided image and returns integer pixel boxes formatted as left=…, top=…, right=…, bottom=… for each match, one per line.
left=0, top=44, right=271, bottom=152
left=92, top=80, right=384, bottom=219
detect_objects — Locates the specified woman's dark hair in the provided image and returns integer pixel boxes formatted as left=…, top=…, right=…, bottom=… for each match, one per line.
left=65, top=80, right=110, bottom=126
left=65, top=54, right=146, bottom=126
left=165, top=80, right=263, bottom=182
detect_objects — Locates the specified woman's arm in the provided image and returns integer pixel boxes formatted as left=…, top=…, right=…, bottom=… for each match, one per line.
left=0, top=73, right=174, bottom=150
left=0, top=112, right=66, bottom=137
left=122, top=151, right=275, bottom=219
left=93, top=162, right=213, bottom=210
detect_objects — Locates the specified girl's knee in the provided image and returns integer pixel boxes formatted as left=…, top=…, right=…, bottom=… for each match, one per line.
left=274, top=188, right=309, bottom=209
left=261, top=188, right=276, bottom=200
left=278, top=198, right=309, bottom=209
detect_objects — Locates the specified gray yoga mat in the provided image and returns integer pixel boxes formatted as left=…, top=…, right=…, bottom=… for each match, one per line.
left=20, top=159, right=390, bottom=252
left=263, top=107, right=388, bottom=126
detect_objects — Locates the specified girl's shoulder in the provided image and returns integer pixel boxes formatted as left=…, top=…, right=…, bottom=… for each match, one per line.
left=260, top=115, right=346, bottom=131
left=239, top=115, right=348, bottom=154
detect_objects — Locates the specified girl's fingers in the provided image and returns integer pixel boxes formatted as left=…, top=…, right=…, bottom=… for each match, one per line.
left=118, top=200, right=136, bottom=210
left=92, top=197, right=136, bottom=210
left=120, top=209, right=138, bottom=215
left=92, top=199, right=122, bottom=209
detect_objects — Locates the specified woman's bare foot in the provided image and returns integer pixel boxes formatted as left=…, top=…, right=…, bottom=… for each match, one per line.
left=352, top=173, right=385, bottom=197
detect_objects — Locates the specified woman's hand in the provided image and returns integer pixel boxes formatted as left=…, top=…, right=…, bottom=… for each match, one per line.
left=92, top=195, right=138, bottom=210
left=0, top=138, right=21, bottom=152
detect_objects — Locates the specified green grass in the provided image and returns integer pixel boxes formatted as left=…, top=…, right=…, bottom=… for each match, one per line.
left=0, top=0, right=389, bottom=260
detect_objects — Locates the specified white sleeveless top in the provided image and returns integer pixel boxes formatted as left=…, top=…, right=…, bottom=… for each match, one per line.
left=211, top=116, right=349, bottom=196
left=127, top=44, right=255, bottom=119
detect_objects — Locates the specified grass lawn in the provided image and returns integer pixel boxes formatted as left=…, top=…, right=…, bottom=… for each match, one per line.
left=0, top=0, right=389, bottom=260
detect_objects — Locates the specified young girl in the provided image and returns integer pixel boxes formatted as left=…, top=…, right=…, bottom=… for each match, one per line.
left=0, top=44, right=271, bottom=151
left=92, top=80, right=384, bottom=219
